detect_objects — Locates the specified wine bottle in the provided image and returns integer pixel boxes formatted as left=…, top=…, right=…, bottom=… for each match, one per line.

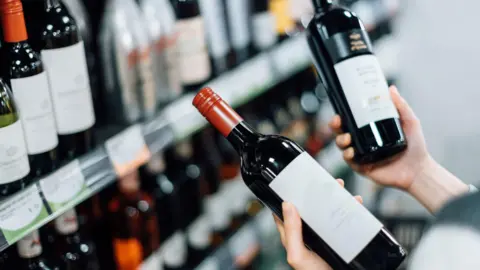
left=193, top=87, right=407, bottom=270
left=0, top=0, right=58, bottom=178
left=171, top=0, right=211, bottom=92
left=198, top=0, right=232, bottom=76
left=251, top=0, right=278, bottom=52
left=23, top=0, right=96, bottom=161
left=269, top=0, right=298, bottom=41
left=306, top=0, right=407, bottom=163
left=54, top=209, right=100, bottom=270
left=107, top=170, right=160, bottom=270
left=0, top=78, right=30, bottom=196
left=17, top=230, right=62, bottom=270
left=224, top=0, right=252, bottom=65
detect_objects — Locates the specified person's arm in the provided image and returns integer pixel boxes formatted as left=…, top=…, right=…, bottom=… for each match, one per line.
left=408, top=157, right=470, bottom=213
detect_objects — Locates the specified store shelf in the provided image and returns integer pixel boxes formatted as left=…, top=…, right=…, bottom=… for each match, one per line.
left=0, top=35, right=311, bottom=253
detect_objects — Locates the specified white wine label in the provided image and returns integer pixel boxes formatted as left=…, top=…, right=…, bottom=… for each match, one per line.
left=334, top=54, right=399, bottom=128
left=175, top=17, right=211, bottom=84
left=54, top=208, right=79, bottom=235
left=199, top=0, right=230, bottom=57
left=17, top=230, right=42, bottom=259
left=269, top=152, right=383, bottom=263
left=187, top=214, right=212, bottom=249
left=40, top=160, right=86, bottom=210
left=138, top=48, right=157, bottom=119
left=0, top=120, right=30, bottom=183
left=161, top=231, right=187, bottom=268
left=0, top=185, right=45, bottom=232
left=204, top=192, right=230, bottom=231
left=226, top=0, right=251, bottom=49
left=11, top=72, right=58, bottom=154
left=252, top=12, right=277, bottom=50
left=41, top=41, right=96, bottom=134
left=105, top=125, right=151, bottom=177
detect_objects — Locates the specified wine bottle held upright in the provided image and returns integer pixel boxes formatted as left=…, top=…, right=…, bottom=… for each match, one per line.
left=53, top=209, right=100, bottom=270
left=0, top=78, right=30, bottom=196
left=171, top=0, right=212, bottom=92
left=193, top=88, right=407, bottom=270
left=0, top=0, right=58, bottom=179
left=306, top=0, right=406, bottom=163
left=17, top=230, right=63, bottom=270
left=23, top=0, right=96, bottom=161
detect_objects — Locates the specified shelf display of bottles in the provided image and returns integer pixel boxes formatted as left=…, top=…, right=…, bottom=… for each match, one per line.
left=0, top=0, right=404, bottom=268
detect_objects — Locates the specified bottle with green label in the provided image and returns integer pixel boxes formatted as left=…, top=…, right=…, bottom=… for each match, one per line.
left=0, top=78, right=30, bottom=196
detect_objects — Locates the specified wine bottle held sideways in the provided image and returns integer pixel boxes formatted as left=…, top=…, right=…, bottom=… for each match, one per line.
left=306, top=0, right=406, bottom=163
left=193, top=88, right=407, bottom=270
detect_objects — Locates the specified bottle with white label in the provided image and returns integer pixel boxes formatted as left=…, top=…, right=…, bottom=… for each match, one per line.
left=224, top=0, right=252, bottom=65
left=171, top=0, right=212, bottom=92
left=251, top=0, right=278, bottom=52
left=54, top=208, right=100, bottom=270
left=17, top=230, right=62, bottom=269
left=37, top=0, right=96, bottom=161
left=306, top=0, right=406, bottom=164
left=0, top=0, right=58, bottom=179
left=199, top=0, right=232, bottom=75
left=0, top=79, right=30, bottom=196
left=193, top=87, right=407, bottom=270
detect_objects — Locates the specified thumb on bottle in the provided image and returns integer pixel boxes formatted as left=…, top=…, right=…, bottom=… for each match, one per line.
left=389, top=86, right=417, bottom=124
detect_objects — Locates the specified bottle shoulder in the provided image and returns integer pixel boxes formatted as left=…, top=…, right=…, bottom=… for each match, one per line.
left=308, top=7, right=364, bottom=38
left=3, top=42, right=44, bottom=78
left=42, top=7, right=81, bottom=48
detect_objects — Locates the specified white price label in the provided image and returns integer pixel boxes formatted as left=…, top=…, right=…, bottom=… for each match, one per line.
left=0, top=185, right=47, bottom=241
left=39, top=160, right=86, bottom=211
left=105, top=125, right=151, bottom=177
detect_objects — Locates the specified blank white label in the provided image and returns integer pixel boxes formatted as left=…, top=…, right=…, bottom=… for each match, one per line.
left=269, top=152, right=383, bottom=263
left=162, top=232, right=187, bottom=268
left=11, top=72, right=58, bottom=154
left=0, top=121, right=30, bottom=184
left=187, top=214, right=211, bottom=249
left=334, top=54, right=399, bottom=128
left=41, top=41, right=96, bottom=134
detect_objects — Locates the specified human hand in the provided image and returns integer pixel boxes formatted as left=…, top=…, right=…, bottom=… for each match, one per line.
left=331, top=86, right=430, bottom=191
left=273, top=179, right=363, bottom=270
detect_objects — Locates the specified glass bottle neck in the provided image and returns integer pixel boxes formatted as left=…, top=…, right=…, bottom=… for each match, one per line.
left=312, top=0, right=333, bottom=12
left=226, top=122, right=261, bottom=154
left=45, top=0, right=60, bottom=9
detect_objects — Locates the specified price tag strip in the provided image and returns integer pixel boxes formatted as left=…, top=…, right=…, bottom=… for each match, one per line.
left=39, top=160, right=90, bottom=212
left=0, top=185, right=49, bottom=245
left=105, top=124, right=151, bottom=177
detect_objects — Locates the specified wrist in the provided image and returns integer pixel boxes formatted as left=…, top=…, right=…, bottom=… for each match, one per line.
left=407, top=155, right=469, bottom=214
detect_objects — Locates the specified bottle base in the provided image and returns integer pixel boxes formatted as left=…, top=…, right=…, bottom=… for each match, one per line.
left=355, top=141, right=407, bottom=164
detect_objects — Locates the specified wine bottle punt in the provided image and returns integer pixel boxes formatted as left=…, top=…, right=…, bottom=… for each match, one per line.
left=193, top=87, right=407, bottom=270
left=306, top=0, right=406, bottom=164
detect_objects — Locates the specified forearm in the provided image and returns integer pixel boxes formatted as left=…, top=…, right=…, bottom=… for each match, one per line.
left=407, top=156, right=469, bottom=214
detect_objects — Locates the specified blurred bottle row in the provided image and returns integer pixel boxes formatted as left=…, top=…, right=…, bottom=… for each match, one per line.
left=0, top=67, right=331, bottom=269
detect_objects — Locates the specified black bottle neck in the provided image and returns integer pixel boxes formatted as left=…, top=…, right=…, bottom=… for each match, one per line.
left=226, top=122, right=261, bottom=154
left=45, top=0, right=60, bottom=9
left=312, top=0, right=333, bottom=12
